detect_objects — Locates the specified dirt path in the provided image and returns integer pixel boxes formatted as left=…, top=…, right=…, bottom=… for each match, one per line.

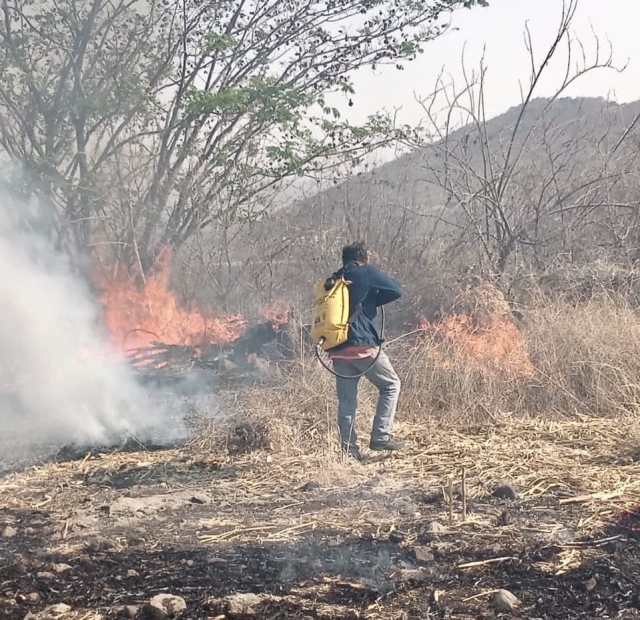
left=2, top=417, right=640, bottom=619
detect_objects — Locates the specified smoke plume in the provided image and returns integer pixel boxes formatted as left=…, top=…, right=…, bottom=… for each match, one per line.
left=0, top=186, right=186, bottom=469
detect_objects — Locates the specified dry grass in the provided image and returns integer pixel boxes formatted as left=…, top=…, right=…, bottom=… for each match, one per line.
left=185, top=411, right=640, bottom=544
left=169, top=286, right=640, bottom=561
left=211, top=286, right=640, bottom=437
left=523, top=294, right=640, bottom=416
left=5, top=413, right=640, bottom=547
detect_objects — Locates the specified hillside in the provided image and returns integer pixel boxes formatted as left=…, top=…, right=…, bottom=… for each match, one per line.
left=175, top=96, right=640, bottom=315
left=285, top=96, right=640, bottom=240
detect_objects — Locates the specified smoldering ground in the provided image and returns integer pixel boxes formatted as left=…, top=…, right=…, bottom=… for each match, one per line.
left=0, top=190, right=189, bottom=471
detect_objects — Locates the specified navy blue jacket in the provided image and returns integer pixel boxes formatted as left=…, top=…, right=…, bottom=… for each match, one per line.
left=331, top=261, right=403, bottom=349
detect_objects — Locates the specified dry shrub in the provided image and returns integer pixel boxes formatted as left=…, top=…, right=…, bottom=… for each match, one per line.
left=186, top=394, right=273, bottom=455
left=240, top=368, right=339, bottom=454
left=228, top=366, right=380, bottom=485
left=531, top=262, right=640, bottom=306
left=523, top=294, right=640, bottom=416
left=235, top=355, right=399, bottom=461
left=394, top=328, right=530, bottom=424
left=189, top=410, right=271, bottom=455
left=399, top=291, right=640, bottom=420
left=450, top=279, right=512, bottom=317
left=190, top=284, right=640, bottom=457
left=394, top=282, right=530, bottom=422
left=226, top=418, right=271, bottom=455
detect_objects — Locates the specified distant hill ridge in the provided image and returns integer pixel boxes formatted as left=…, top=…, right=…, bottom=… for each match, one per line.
left=274, top=96, right=640, bottom=237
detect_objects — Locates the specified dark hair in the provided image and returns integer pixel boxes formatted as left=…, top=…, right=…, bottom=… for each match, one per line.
left=342, top=242, right=368, bottom=265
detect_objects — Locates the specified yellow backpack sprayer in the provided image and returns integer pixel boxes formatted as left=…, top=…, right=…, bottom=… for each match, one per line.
left=311, top=274, right=384, bottom=378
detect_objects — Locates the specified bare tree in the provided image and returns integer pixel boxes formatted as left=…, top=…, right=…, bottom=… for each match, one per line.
left=409, top=0, right=639, bottom=279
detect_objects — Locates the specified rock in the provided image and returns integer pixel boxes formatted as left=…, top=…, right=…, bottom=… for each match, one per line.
left=17, top=592, right=41, bottom=604
left=188, top=494, right=209, bottom=505
left=492, top=484, right=518, bottom=501
left=48, top=604, right=73, bottom=615
left=24, top=603, right=73, bottom=619
left=491, top=589, right=520, bottom=613
left=126, top=535, right=146, bottom=548
left=85, top=536, right=117, bottom=552
left=120, top=605, right=139, bottom=618
left=205, top=594, right=280, bottom=618
left=36, top=571, right=56, bottom=580
left=126, top=569, right=140, bottom=578
left=225, top=593, right=264, bottom=618
left=142, top=594, right=187, bottom=619
left=395, top=567, right=430, bottom=583
left=2, top=525, right=17, bottom=538
left=427, top=521, right=448, bottom=534
left=52, top=563, right=72, bottom=573
left=185, top=560, right=194, bottom=568
left=413, top=546, right=433, bottom=562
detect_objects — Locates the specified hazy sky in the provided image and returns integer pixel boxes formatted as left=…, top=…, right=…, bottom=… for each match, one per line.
left=337, top=0, right=640, bottom=126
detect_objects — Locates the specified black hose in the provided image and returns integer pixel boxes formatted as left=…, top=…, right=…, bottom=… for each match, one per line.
left=315, top=306, right=385, bottom=379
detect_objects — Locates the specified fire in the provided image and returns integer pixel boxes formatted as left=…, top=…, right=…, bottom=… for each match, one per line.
left=97, top=251, right=246, bottom=354
left=420, top=312, right=535, bottom=378
left=263, top=299, right=290, bottom=330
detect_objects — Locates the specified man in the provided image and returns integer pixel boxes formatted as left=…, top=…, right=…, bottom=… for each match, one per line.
left=328, top=242, right=405, bottom=461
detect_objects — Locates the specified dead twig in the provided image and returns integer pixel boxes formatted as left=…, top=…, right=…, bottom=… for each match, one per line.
left=559, top=534, right=623, bottom=549
left=462, top=466, right=467, bottom=522
left=560, top=490, right=630, bottom=505
left=458, top=556, right=519, bottom=569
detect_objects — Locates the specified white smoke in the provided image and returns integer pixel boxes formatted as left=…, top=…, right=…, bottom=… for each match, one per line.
left=0, top=185, right=187, bottom=468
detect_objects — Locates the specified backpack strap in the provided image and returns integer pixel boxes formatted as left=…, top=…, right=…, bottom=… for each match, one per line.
left=347, top=303, right=364, bottom=325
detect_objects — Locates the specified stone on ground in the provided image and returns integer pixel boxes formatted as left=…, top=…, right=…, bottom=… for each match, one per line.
left=491, top=589, right=520, bottom=613
left=141, top=594, right=187, bottom=619
left=225, top=593, right=263, bottom=617
left=2, top=525, right=17, bottom=538
left=427, top=521, right=448, bottom=534
left=24, top=603, right=73, bottom=619
left=492, top=484, right=519, bottom=501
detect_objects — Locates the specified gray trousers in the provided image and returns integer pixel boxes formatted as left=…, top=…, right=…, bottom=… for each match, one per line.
left=333, top=351, right=401, bottom=450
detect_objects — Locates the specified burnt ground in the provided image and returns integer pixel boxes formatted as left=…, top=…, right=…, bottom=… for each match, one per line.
left=2, top=416, right=640, bottom=619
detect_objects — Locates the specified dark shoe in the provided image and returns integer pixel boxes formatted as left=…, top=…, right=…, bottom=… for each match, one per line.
left=342, top=446, right=366, bottom=462
left=369, top=437, right=406, bottom=452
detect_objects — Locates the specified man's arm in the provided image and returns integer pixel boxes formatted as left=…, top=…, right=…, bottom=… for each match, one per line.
left=367, top=265, right=403, bottom=306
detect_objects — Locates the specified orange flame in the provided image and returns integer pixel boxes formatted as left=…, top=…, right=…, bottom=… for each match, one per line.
left=97, top=251, right=246, bottom=354
left=420, top=313, right=534, bottom=378
left=263, top=299, right=290, bottom=330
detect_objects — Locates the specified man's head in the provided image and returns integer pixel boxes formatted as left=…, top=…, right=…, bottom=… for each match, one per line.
left=342, top=242, right=369, bottom=266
